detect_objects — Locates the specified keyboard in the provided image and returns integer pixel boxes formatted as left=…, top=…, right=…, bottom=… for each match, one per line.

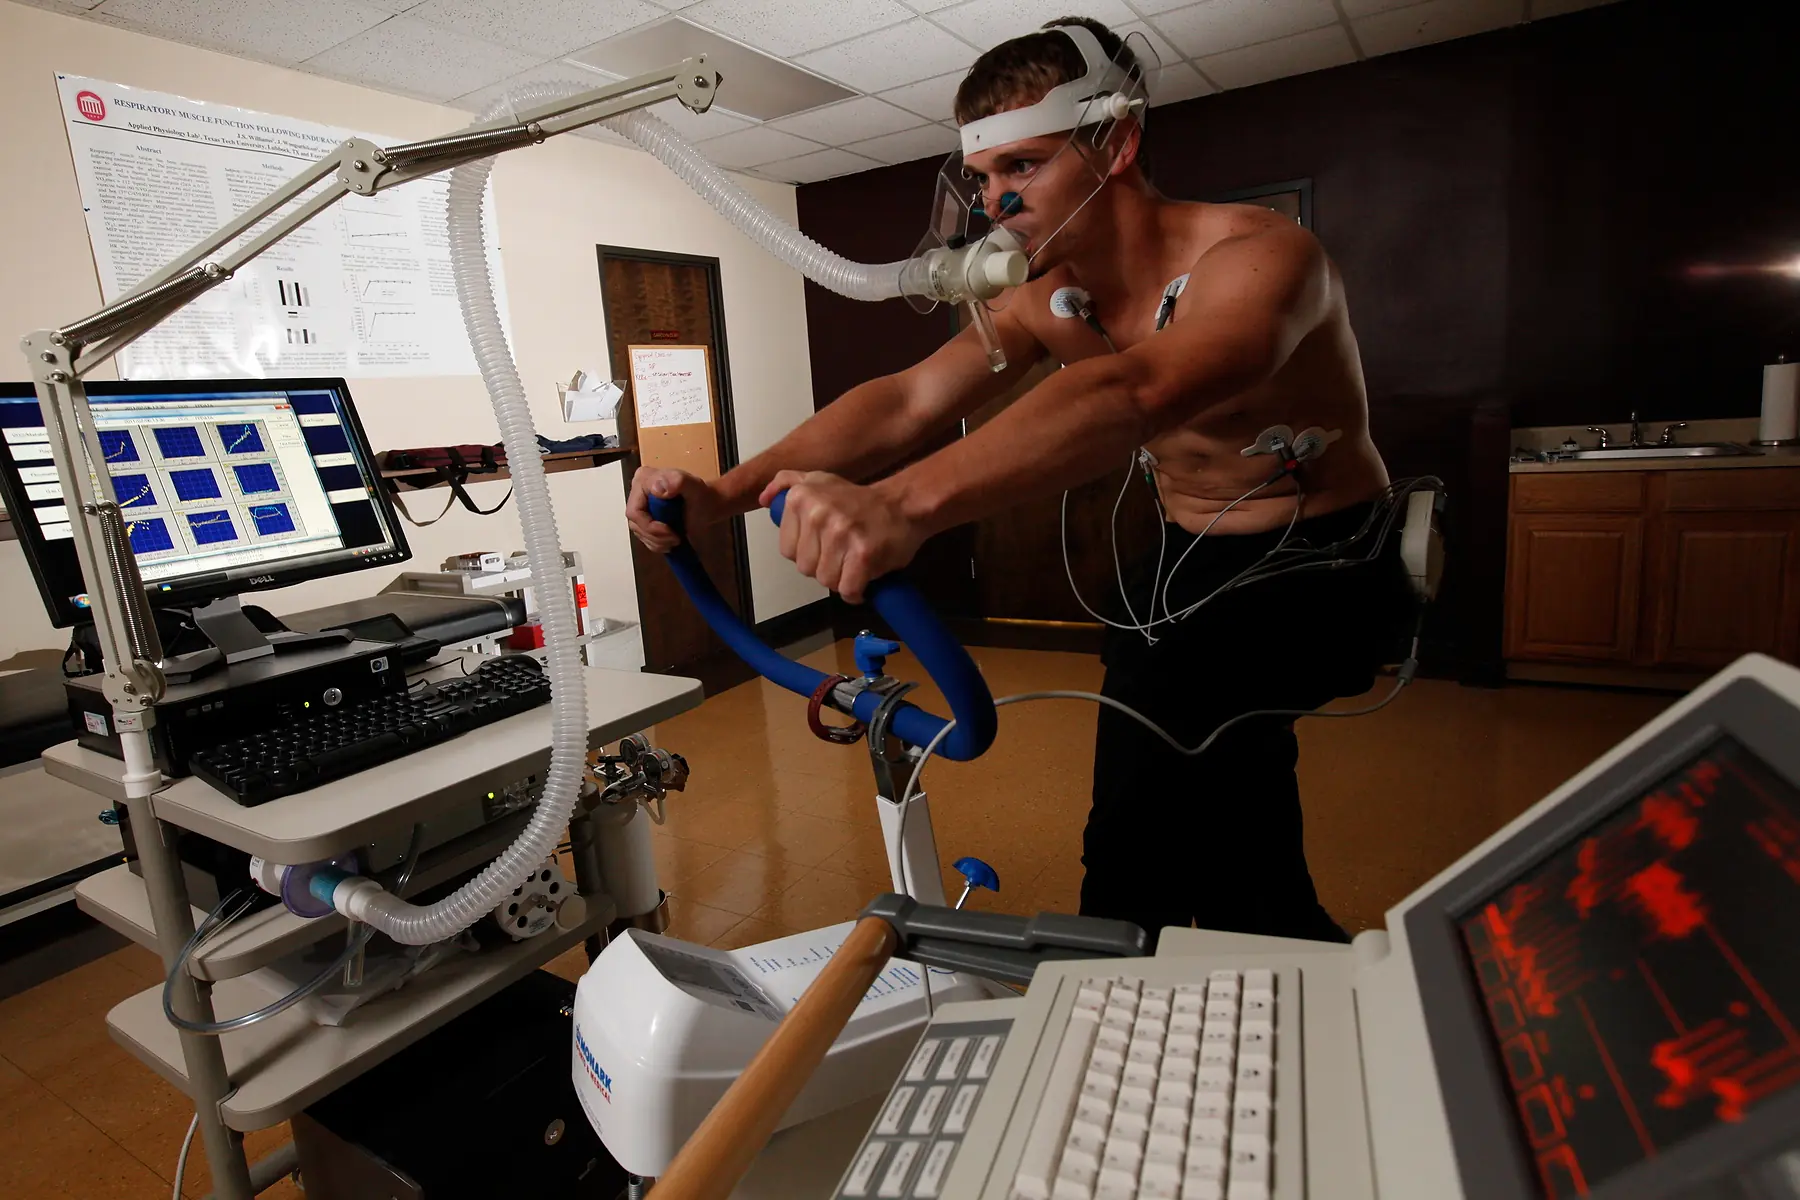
left=188, top=655, right=551, bottom=806
left=1013, top=968, right=1289, bottom=1200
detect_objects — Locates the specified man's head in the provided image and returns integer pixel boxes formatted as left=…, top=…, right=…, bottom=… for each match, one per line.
left=952, top=18, right=1148, bottom=273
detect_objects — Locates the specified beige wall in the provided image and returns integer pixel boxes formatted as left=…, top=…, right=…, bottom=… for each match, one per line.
left=0, top=0, right=826, bottom=662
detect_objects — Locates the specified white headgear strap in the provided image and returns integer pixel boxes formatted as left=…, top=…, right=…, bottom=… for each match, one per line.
left=959, top=25, right=1142, bottom=155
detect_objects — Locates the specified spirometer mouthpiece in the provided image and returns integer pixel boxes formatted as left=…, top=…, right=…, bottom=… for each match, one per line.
left=898, top=227, right=1028, bottom=309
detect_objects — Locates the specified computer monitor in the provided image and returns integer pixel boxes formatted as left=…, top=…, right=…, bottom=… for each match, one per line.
left=0, top=378, right=409, bottom=654
left=1407, top=676, right=1800, bottom=1200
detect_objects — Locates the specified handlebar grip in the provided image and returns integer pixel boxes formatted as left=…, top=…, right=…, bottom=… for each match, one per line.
left=647, top=492, right=996, bottom=761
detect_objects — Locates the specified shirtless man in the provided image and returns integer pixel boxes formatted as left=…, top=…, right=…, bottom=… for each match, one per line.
left=628, top=17, right=1414, bottom=945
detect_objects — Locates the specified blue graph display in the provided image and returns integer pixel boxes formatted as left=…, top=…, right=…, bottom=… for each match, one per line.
left=127, top=517, right=173, bottom=554
left=218, top=423, right=265, bottom=454
left=187, top=510, right=238, bottom=545
left=250, top=503, right=296, bottom=536
left=100, top=431, right=139, bottom=463
left=153, top=426, right=206, bottom=459
left=112, top=474, right=156, bottom=508
left=170, top=468, right=222, bottom=502
left=233, top=463, right=280, bottom=494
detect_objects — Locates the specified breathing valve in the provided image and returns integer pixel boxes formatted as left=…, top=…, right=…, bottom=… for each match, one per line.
left=593, top=733, right=690, bottom=807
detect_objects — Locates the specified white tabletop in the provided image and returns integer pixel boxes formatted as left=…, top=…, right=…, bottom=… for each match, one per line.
left=44, top=660, right=702, bottom=862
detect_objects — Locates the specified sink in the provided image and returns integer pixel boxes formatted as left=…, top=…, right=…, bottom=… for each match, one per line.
left=1552, top=443, right=1755, bottom=460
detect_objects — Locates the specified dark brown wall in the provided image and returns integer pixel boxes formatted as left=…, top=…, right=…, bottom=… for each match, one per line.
left=792, top=0, right=1800, bottom=678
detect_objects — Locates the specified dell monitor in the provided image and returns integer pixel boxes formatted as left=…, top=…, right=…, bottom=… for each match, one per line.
left=0, top=378, right=409, bottom=669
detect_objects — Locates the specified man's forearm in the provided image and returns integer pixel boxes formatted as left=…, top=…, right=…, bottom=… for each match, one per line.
left=714, top=375, right=943, bottom=515
left=877, top=355, right=1164, bottom=536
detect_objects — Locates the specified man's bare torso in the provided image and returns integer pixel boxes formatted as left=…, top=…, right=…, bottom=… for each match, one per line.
left=1005, top=199, right=1389, bottom=535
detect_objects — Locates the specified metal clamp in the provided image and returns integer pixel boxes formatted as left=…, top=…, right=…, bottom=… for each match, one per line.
left=866, top=680, right=921, bottom=802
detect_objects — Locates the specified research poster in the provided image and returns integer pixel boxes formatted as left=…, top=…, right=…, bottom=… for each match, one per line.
left=56, top=74, right=510, bottom=379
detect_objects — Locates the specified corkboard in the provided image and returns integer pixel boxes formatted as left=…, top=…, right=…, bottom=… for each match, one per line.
left=624, top=343, right=721, bottom=482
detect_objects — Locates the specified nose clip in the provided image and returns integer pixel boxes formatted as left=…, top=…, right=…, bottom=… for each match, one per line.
left=997, top=192, right=1024, bottom=217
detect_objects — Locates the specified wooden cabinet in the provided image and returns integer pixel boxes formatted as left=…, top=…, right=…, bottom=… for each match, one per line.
left=1505, top=467, right=1800, bottom=673
left=1648, top=512, right=1800, bottom=667
left=1506, top=514, right=1644, bottom=661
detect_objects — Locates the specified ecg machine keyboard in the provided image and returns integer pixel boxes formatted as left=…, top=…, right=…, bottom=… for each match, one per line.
left=1013, top=969, right=1292, bottom=1200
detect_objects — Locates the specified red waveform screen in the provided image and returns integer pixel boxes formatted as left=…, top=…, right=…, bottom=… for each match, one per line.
left=1460, top=737, right=1800, bottom=1198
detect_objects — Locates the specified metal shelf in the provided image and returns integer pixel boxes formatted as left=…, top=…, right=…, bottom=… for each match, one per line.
left=105, top=901, right=613, bottom=1132
left=43, top=662, right=702, bottom=861
left=75, top=812, right=532, bottom=981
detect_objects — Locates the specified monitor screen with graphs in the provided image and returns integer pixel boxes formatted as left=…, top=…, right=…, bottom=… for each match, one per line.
left=0, top=378, right=408, bottom=627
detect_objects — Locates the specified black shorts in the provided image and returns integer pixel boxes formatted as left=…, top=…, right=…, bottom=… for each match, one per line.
left=1079, top=500, right=1418, bottom=945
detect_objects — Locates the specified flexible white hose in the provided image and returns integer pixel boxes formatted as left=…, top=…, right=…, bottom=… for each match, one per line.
left=602, top=108, right=913, bottom=302
left=345, top=84, right=595, bottom=943
left=344, top=80, right=942, bottom=944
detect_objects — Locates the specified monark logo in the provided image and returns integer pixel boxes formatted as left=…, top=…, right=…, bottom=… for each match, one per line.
left=575, top=1025, right=611, bottom=1102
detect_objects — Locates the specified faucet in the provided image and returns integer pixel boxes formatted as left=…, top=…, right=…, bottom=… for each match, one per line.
left=1628, top=411, right=1643, bottom=448
left=1586, top=425, right=1612, bottom=449
left=1659, top=422, right=1688, bottom=446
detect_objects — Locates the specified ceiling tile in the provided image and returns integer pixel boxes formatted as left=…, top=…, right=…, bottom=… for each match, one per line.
left=1155, top=0, right=1342, bottom=58
left=899, top=0, right=964, bottom=11
left=845, top=120, right=960, bottom=164
left=1196, top=23, right=1356, bottom=89
left=796, top=19, right=976, bottom=93
left=693, top=123, right=824, bottom=167
left=1339, top=0, right=1423, bottom=15
left=930, top=0, right=1137, bottom=52
left=16, top=0, right=108, bottom=12
left=879, top=70, right=967, bottom=122
left=639, top=95, right=757, bottom=141
left=1529, top=0, right=1619, bottom=15
left=1117, top=21, right=1183, bottom=73
left=406, top=0, right=662, bottom=57
left=90, top=0, right=391, bottom=66
left=302, top=14, right=541, bottom=102
left=1147, top=63, right=1215, bottom=106
left=448, top=61, right=618, bottom=117
left=1128, top=0, right=1209, bottom=15
left=1354, top=0, right=1523, bottom=57
left=757, top=146, right=884, bottom=183
left=768, top=96, right=924, bottom=142
left=569, top=16, right=854, bottom=121
left=356, top=0, right=430, bottom=10
left=681, top=0, right=915, bottom=57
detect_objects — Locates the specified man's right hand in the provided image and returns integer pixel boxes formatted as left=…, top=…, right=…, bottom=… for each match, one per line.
left=627, top=466, right=720, bottom=553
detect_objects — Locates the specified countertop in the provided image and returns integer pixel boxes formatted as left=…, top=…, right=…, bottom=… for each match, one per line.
left=1509, top=416, right=1800, bottom=473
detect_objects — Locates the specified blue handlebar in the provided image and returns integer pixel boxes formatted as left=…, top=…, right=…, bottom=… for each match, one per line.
left=646, top=492, right=997, bottom=761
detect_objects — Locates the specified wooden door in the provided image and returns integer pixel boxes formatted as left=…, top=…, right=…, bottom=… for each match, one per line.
left=1647, top=512, right=1800, bottom=668
left=963, top=365, right=1162, bottom=626
left=599, top=248, right=750, bottom=676
left=1505, top=513, right=1645, bottom=662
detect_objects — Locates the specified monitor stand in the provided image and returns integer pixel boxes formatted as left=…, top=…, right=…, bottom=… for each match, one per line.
left=163, top=596, right=351, bottom=684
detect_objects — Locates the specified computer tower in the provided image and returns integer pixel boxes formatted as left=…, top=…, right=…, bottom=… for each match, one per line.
left=293, top=969, right=628, bottom=1199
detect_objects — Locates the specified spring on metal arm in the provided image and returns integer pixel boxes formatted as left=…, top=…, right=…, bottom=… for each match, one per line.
left=90, top=500, right=164, bottom=664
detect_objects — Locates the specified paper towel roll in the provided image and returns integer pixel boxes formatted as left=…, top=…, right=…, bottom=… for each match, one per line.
left=1761, top=360, right=1800, bottom=444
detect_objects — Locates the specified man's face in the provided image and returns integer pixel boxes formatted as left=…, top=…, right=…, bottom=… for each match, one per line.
left=961, top=132, right=1106, bottom=272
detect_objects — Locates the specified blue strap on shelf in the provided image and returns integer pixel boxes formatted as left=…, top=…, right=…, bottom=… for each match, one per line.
left=646, top=492, right=997, bottom=761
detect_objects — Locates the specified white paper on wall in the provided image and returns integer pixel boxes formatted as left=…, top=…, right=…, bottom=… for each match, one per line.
left=55, top=73, right=511, bottom=379
left=628, top=345, right=713, bottom=429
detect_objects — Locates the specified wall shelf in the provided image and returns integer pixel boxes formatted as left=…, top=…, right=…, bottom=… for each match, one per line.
left=378, top=447, right=630, bottom=491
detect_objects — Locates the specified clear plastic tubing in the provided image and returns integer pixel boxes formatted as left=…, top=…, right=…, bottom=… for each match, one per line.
left=342, top=82, right=933, bottom=944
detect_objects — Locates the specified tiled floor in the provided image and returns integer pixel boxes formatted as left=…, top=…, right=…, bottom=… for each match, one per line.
left=0, top=640, right=1672, bottom=1198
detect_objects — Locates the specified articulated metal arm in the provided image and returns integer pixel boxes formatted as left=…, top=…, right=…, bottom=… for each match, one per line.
left=19, top=56, right=719, bottom=759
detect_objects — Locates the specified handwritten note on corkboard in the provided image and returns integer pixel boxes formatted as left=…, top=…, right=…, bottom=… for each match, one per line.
left=629, top=345, right=712, bottom=428
left=626, top=343, right=720, bottom=482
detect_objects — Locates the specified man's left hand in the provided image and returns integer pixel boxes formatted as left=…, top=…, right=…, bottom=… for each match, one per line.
left=760, top=471, right=925, bottom=603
